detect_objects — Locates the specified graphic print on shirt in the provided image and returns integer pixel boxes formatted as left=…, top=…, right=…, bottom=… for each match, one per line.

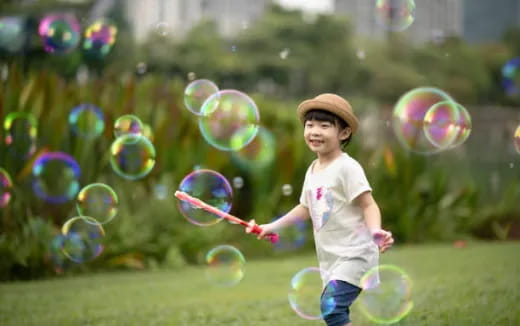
left=308, top=185, right=333, bottom=231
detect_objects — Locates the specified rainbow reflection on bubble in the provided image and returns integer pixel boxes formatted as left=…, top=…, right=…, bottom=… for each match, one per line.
left=61, top=216, right=104, bottom=263
left=83, top=19, right=117, bottom=58
left=177, top=169, right=232, bottom=226
left=423, top=101, right=471, bottom=150
left=69, top=103, right=105, bottom=139
left=199, top=90, right=260, bottom=151
left=502, top=57, right=520, bottom=97
left=0, top=168, right=13, bottom=207
left=0, top=16, right=25, bottom=53
left=231, top=126, right=275, bottom=169
left=514, top=125, right=520, bottom=154
left=288, top=267, right=335, bottom=320
left=447, top=104, right=471, bottom=148
left=38, top=13, right=80, bottom=54
left=376, top=0, right=416, bottom=31
left=184, top=79, right=219, bottom=115
left=109, top=134, right=156, bottom=180
left=4, top=112, right=38, bottom=158
left=142, top=123, right=154, bottom=142
left=393, top=87, right=455, bottom=154
left=423, top=101, right=460, bottom=149
left=32, top=152, right=81, bottom=204
left=76, top=183, right=118, bottom=224
left=359, top=264, right=413, bottom=324
left=114, top=114, right=144, bottom=138
left=205, top=245, right=245, bottom=286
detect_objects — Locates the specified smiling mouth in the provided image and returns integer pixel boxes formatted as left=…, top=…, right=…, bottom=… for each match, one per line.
left=309, top=140, right=323, bottom=146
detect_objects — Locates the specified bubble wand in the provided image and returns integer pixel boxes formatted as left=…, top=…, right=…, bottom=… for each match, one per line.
left=174, top=191, right=279, bottom=244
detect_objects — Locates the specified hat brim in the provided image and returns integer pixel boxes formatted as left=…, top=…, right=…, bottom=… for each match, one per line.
left=297, top=99, right=359, bottom=134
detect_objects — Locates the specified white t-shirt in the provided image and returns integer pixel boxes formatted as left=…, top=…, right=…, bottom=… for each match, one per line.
left=300, top=153, right=379, bottom=288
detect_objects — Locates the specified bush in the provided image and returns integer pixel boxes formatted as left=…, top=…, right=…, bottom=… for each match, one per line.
left=0, top=64, right=518, bottom=280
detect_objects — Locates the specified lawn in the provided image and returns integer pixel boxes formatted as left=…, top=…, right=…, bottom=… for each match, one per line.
left=0, top=242, right=518, bottom=326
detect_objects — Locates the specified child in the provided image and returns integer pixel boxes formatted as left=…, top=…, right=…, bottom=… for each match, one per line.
left=247, top=93, right=394, bottom=326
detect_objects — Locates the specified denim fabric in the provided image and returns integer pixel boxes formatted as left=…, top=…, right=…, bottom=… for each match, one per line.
left=321, top=280, right=361, bottom=326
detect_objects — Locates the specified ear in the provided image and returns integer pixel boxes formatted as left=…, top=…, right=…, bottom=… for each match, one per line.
left=339, top=127, right=352, bottom=140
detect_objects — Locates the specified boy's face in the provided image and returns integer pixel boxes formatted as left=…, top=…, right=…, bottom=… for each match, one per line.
left=304, top=119, right=351, bottom=155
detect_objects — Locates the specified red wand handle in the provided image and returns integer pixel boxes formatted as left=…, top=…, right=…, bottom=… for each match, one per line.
left=250, top=224, right=279, bottom=244
left=175, top=191, right=279, bottom=244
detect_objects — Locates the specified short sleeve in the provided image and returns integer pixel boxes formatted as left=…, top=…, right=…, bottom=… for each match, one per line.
left=341, top=159, right=372, bottom=203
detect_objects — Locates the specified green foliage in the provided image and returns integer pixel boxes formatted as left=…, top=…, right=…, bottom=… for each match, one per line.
left=0, top=5, right=519, bottom=280
left=1, top=62, right=519, bottom=280
left=367, top=147, right=479, bottom=243
left=0, top=216, right=56, bottom=280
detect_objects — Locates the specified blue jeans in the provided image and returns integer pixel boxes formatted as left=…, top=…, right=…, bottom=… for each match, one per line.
left=321, top=280, right=362, bottom=326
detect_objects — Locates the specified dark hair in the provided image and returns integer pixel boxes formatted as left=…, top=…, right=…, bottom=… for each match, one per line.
left=303, top=109, right=352, bottom=148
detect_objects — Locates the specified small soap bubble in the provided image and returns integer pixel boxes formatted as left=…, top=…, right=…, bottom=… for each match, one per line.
left=154, top=184, right=168, bottom=200
left=32, top=152, right=81, bottom=204
left=154, top=21, right=170, bottom=37
left=356, top=49, right=366, bottom=60
left=282, top=184, right=293, bottom=196
left=279, top=48, right=290, bottom=60
left=375, top=0, right=416, bottom=31
left=205, top=245, right=245, bottom=286
left=392, top=87, right=455, bottom=154
left=38, top=13, right=81, bottom=54
left=288, top=267, right=334, bottom=320
left=198, top=90, right=260, bottom=151
left=0, top=16, right=26, bottom=53
left=358, top=264, right=414, bottom=324
left=76, top=183, right=118, bottom=224
left=113, top=114, right=144, bottom=138
left=232, top=176, right=244, bottom=189
left=69, top=103, right=105, bottom=139
left=4, top=112, right=38, bottom=158
left=109, top=134, right=156, bottom=180
left=177, top=169, right=232, bottom=226
left=502, top=57, right=520, bottom=97
left=136, top=62, right=147, bottom=75
left=184, top=79, right=219, bottom=115
left=422, top=101, right=461, bottom=150
left=83, top=19, right=117, bottom=58
left=61, top=216, right=104, bottom=263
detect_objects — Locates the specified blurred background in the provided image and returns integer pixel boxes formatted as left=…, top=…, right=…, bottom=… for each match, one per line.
left=0, top=0, right=519, bottom=281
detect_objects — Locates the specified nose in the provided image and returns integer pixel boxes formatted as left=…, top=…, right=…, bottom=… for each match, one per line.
left=310, top=128, right=321, bottom=136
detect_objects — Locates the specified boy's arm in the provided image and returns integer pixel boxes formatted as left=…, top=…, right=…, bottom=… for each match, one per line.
left=356, top=191, right=382, bottom=231
left=272, top=204, right=310, bottom=230
left=356, top=191, right=394, bottom=252
left=247, top=204, right=310, bottom=239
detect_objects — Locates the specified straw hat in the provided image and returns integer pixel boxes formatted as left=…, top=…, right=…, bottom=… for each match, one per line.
left=297, top=93, right=359, bottom=134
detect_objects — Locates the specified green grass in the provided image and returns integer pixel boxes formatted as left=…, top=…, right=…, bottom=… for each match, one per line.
left=0, top=242, right=519, bottom=326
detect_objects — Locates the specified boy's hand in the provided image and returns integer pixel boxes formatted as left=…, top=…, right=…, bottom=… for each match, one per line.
left=371, top=229, right=394, bottom=253
left=246, top=219, right=276, bottom=240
